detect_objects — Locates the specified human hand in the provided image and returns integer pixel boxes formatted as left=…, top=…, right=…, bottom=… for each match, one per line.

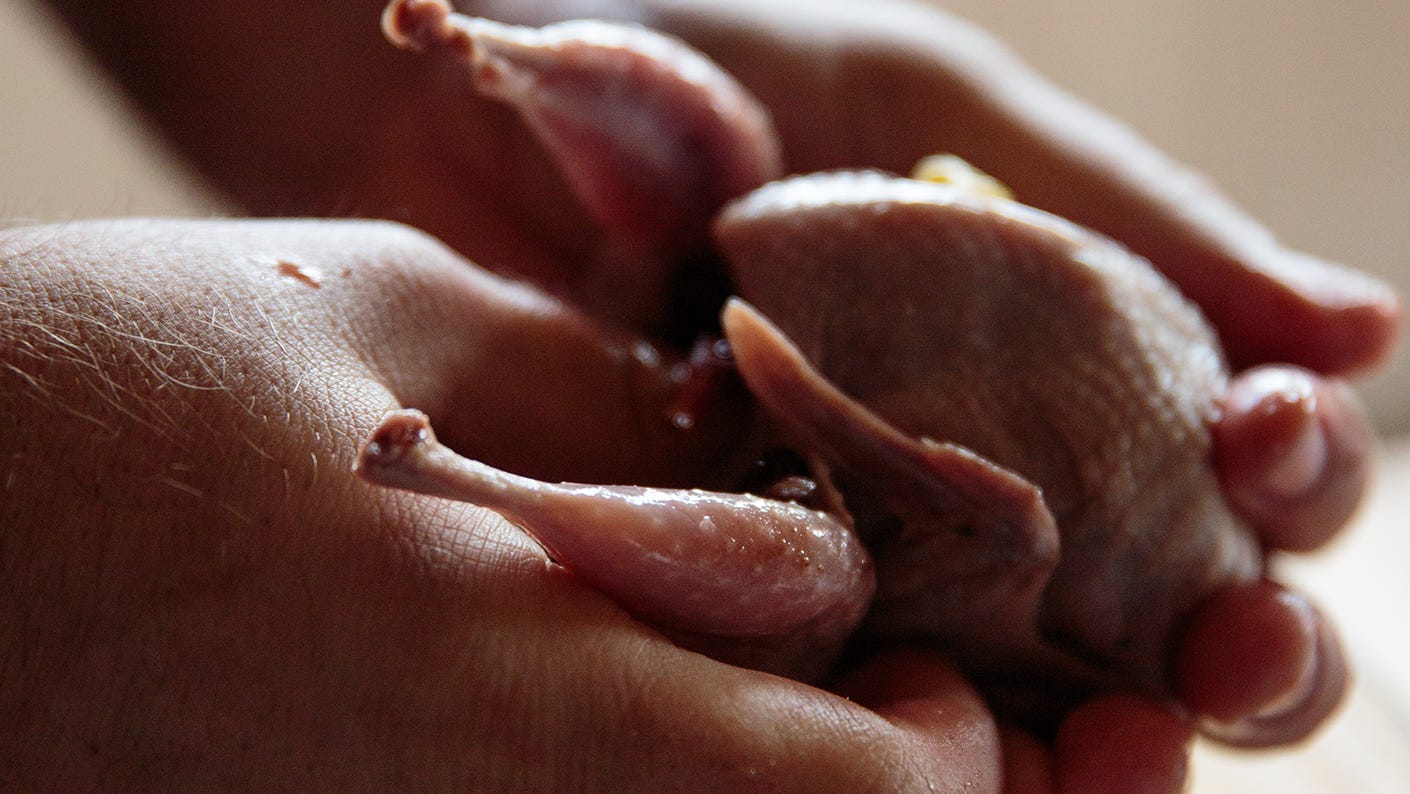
left=31, top=0, right=1400, bottom=786
left=364, top=0, right=1379, bottom=754
left=372, top=0, right=1397, bottom=370
left=43, top=0, right=1400, bottom=370
left=3, top=218, right=1270, bottom=791
left=39, top=0, right=1392, bottom=551
left=0, top=219, right=1017, bottom=790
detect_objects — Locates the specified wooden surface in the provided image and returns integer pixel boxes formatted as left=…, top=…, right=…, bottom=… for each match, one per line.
left=1192, top=436, right=1410, bottom=792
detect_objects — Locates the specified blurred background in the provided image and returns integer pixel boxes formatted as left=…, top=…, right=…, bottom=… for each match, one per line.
left=4, top=0, right=1406, bottom=429
left=941, top=0, right=1410, bottom=433
left=2, top=0, right=1407, bottom=790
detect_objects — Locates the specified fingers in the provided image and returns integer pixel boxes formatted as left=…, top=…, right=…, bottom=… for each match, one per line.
left=377, top=0, right=1401, bottom=378
left=831, top=649, right=1003, bottom=792
left=67, top=0, right=1398, bottom=375
left=1214, top=365, right=1372, bottom=553
left=636, top=0, right=1401, bottom=375
left=924, top=34, right=1401, bottom=376
left=314, top=221, right=750, bottom=486
left=1200, top=367, right=1362, bottom=745
left=998, top=583, right=1339, bottom=786
left=997, top=726, right=1055, bottom=794
left=879, top=10, right=1401, bottom=375
left=469, top=635, right=1011, bottom=791
left=931, top=73, right=1403, bottom=375
left=1050, top=696, right=1194, bottom=794
left=992, top=698, right=1194, bottom=794
left=1176, top=579, right=1348, bottom=747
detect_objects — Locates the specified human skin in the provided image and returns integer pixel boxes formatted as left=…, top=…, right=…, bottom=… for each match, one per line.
left=0, top=238, right=1355, bottom=794
left=35, top=0, right=1393, bottom=540
left=41, top=0, right=1400, bottom=373
left=359, top=0, right=1371, bottom=739
left=0, top=220, right=982, bottom=790
left=0, top=214, right=1361, bottom=791
left=14, top=0, right=1400, bottom=788
left=0, top=218, right=1212, bottom=791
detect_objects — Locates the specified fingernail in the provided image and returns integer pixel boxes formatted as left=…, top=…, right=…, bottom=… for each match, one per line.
left=1195, top=589, right=1328, bottom=747
left=1260, top=406, right=1327, bottom=501
left=1248, top=593, right=1321, bottom=720
left=1222, top=366, right=1327, bottom=501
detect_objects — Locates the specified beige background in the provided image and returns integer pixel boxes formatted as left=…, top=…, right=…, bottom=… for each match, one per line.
left=4, top=0, right=1406, bottom=429
left=938, top=0, right=1410, bottom=433
left=3, top=0, right=1407, bottom=790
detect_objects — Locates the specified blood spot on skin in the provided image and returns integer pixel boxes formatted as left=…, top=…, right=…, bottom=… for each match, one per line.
left=276, top=260, right=323, bottom=289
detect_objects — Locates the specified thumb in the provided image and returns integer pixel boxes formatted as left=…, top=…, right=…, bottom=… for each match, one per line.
left=634, top=0, right=1402, bottom=374
left=832, top=649, right=1003, bottom=792
left=343, top=224, right=749, bottom=487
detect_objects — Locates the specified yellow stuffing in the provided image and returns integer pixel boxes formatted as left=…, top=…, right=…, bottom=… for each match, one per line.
left=910, top=154, right=1014, bottom=200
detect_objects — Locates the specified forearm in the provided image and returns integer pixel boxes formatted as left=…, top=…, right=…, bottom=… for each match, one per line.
left=38, top=0, right=402, bottom=213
